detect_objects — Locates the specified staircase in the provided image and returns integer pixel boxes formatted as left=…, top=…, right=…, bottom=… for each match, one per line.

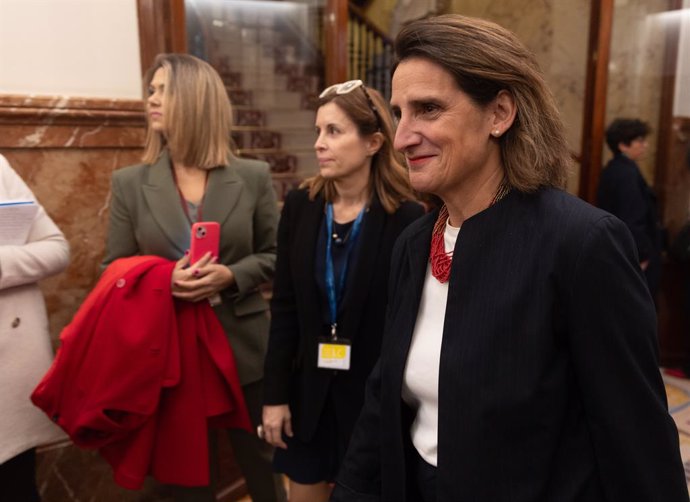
left=198, top=1, right=323, bottom=204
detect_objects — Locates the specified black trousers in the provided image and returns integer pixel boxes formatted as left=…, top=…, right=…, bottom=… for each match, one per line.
left=413, top=449, right=437, bottom=502
left=0, top=448, right=40, bottom=502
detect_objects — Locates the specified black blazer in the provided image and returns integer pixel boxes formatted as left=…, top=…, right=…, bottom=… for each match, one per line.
left=597, top=154, right=663, bottom=295
left=263, top=188, right=423, bottom=442
left=333, top=188, right=686, bottom=502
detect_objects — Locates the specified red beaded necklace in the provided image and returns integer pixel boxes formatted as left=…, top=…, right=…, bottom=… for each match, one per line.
left=429, top=181, right=511, bottom=283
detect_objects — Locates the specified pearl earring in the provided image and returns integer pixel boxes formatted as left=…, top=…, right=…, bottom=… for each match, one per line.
left=493, top=129, right=501, bottom=137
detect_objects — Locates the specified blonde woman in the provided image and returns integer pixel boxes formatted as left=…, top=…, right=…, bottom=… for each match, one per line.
left=103, top=53, right=285, bottom=502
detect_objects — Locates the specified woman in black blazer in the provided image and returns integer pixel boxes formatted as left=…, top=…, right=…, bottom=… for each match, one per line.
left=261, top=80, right=423, bottom=502
left=331, top=15, right=687, bottom=502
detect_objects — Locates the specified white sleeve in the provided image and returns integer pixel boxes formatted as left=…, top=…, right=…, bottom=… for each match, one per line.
left=0, top=155, right=70, bottom=290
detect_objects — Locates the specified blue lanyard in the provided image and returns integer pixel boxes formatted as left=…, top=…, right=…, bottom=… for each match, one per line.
left=325, top=203, right=365, bottom=339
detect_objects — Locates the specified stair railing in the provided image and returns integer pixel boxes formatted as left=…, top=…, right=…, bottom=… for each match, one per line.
left=323, top=0, right=394, bottom=99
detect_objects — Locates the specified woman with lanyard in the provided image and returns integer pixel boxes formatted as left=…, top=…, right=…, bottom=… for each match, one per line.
left=261, top=79, right=423, bottom=502
left=102, top=53, right=287, bottom=502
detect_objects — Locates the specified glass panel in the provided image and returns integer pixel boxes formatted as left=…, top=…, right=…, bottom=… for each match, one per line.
left=185, top=0, right=325, bottom=203
left=605, top=2, right=689, bottom=236
left=605, top=1, right=690, bottom=374
left=668, top=6, right=690, bottom=236
left=605, top=0, right=669, bottom=184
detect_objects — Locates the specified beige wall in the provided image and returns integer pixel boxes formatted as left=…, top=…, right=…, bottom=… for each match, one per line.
left=0, top=0, right=141, bottom=98
left=448, top=0, right=590, bottom=193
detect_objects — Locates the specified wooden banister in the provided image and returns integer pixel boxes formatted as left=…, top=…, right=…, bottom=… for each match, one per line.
left=323, top=0, right=394, bottom=98
left=324, top=0, right=348, bottom=86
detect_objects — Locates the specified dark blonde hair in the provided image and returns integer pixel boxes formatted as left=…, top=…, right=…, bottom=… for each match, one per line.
left=394, top=15, right=571, bottom=192
left=142, top=53, right=232, bottom=168
left=302, top=84, right=416, bottom=213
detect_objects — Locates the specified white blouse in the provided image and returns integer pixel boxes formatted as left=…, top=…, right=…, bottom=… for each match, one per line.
left=401, top=220, right=459, bottom=466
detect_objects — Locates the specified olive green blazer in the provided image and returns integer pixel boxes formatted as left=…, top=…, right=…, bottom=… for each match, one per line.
left=103, top=150, right=278, bottom=384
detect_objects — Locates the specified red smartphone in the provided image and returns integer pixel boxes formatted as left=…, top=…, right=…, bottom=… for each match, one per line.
left=189, top=222, right=220, bottom=264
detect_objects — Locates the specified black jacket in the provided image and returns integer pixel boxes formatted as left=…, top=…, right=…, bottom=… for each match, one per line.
left=263, top=188, right=423, bottom=442
left=333, top=188, right=685, bottom=502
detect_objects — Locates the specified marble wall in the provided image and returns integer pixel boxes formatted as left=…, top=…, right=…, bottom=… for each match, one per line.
left=0, top=95, right=145, bottom=338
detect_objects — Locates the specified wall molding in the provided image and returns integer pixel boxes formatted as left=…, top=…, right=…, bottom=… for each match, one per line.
left=0, top=94, right=144, bottom=125
left=0, top=94, right=145, bottom=148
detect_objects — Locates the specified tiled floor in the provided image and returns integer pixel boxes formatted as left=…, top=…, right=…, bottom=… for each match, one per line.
left=661, top=370, right=690, bottom=492
left=235, top=476, right=290, bottom=501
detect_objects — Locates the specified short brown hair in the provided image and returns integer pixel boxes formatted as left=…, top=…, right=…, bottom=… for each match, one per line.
left=394, top=15, right=571, bottom=192
left=302, top=83, right=416, bottom=213
left=605, top=118, right=650, bottom=154
left=142, top=53, right=232, bottom=169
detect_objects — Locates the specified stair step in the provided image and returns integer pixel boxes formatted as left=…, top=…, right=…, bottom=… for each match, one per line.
left=234, top=109, right=266, bottom=127
left=237, top=149, right=317, bottom=177
left=271, top=174, right=303, bottom=202
left=293, top=151, right=318, bottom=176
left=252, top=90, right=303, bottom=110
left=241, top=152, right=298, bottom=174
left=286, top=75, right=320, bottom=94
left=227, top=89, right=253, bottom=107
left=281, top=128, right=316, bottom=150
left=219, top=72, right=243, bottom=88
left=232, top=125, right=315, bottom=152
left=232, top=130, right=281, bottom=150
left=235, top=73, right=289, bottom=92
left=275, top=61, right=321, bottom=78
left=238, top=147, right=284, bottom=155
left=266, top=109, right=315, bottom=129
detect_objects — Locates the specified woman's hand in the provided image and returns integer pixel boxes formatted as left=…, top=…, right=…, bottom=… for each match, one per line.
left=262, top=404, right=293, bottom=449
left=171, top=252, right=235, bottom=302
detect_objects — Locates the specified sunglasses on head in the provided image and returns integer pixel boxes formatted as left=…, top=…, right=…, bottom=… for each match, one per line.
left=319, top=79, right=382, bottom=132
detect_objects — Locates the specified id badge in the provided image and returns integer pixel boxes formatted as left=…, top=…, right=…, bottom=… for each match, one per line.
left=317, top=337, right=351, bottom=371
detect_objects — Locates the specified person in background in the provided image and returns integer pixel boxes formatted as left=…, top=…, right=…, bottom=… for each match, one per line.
left=597, top=118, right=664, bottom=301
left=102, top=53, right=286, bottom=502
left=0, top=154, right=69, bottom=502
left=261, top=79, right=423, bottom=502
left=331, top=15, right=687, bottom=502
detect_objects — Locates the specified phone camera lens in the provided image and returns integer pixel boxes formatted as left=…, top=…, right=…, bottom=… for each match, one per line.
left=196, top=226, right=207, bottom=238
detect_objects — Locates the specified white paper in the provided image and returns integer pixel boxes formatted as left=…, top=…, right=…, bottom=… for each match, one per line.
left=0, top=200, right=38, bottom=245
